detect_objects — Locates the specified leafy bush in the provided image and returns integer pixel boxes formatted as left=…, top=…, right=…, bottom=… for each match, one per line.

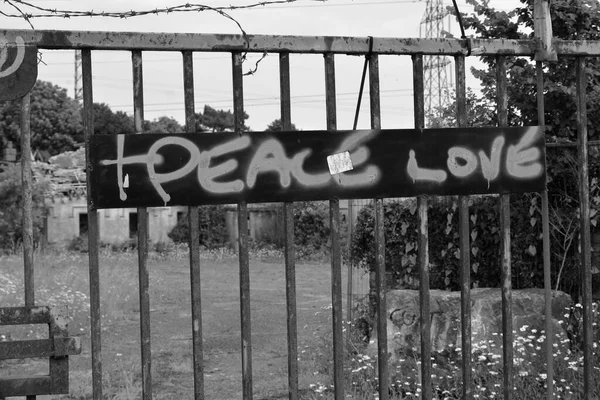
left=0, top=164, right=48, bottom=253
left=351, top=195, right=567, bottom=292
left=168, top=205, right=228, bottom=249
left=293, top=201, right=332, bottom=253
left=67, top=234, right=89, bottom=253
left=262, top=201, right=347, bottom=259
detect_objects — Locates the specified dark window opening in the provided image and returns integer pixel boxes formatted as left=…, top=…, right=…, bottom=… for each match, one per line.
left=79, top=213, right=88, bottom=236
left=129, top=212, right=138, bottom=238
left=177, top=211, right=185, bottom=223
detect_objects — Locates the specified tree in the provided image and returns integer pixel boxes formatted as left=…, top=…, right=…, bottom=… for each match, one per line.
left=0, top=80, right=83, bottom=156
left=439, top=0, right=600, bottom=296
left=196, top=104, right=249, bottom=132
left=445, top=0, right=600, bottom=202
left=92, top=103, right=135, bottom=136
left=429, top=88, right=495, bottom=128
left=265, top=118, right=298, bottom=132
left=0, top=164, right=48, bottom=252
left=143, top=116, right=183, bottom=133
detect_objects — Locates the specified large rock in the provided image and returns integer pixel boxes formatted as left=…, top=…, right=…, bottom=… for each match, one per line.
left=367, top=288, right=572, bottom=357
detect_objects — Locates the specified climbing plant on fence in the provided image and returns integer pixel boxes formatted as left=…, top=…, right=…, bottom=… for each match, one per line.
left=351, top=195, right=580, bottom=295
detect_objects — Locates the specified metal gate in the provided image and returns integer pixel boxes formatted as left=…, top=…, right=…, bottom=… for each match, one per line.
left=1, top=6, right=599, bottom=399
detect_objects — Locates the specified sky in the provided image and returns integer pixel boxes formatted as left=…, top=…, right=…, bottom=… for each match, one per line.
left=0, top=0, right=522, bottom=132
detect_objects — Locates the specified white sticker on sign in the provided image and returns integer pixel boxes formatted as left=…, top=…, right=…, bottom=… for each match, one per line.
left=326, top=151, right=354, bottom=175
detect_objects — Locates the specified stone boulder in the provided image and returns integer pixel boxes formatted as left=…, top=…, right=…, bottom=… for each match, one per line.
left=367, top=288, right=572, bottom=358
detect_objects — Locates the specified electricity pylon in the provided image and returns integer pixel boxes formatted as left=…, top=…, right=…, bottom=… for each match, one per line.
left=420, top=0, right=454, bottom=125
left=74, top=50, right=82, bottom=102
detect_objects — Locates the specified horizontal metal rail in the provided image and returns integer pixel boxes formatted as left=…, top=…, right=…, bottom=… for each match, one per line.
left=4, top=28, right=600, bottom=55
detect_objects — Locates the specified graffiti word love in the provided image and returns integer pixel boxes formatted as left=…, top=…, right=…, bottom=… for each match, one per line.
left=406, top=129, right=542, bottom=187
left=100, top=131, right=381, bottom=204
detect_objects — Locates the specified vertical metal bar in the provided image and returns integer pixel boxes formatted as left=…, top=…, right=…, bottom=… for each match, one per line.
left=232, top=51, right=253, bottom=400
left=412, top=53, right=432, bottom=400
left=496, top=55, right=513, bottom=400
left=183, top=50, right=205, bottom=400
left=455, top=54, right=472, bottom=400
left=576, top=56, right=593, bottom=400
left=536, top=61, right=554, bottom=399
left=132, top=49, right=152, bottom=400
left=20, top=92, right=34, bottom=307
left=369, top=53, right=388, bottom=400
left=21, top=83, right=36, bottom=400
left=346, top=200, right=354, bottom=324
left=324, top=52, right=344, bottom=400
left=82, top=49, right=103, bottom=400
left=279, top=52, right=299, bottom=400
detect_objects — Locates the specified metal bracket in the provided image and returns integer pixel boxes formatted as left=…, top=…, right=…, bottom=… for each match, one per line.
left=0, top=306, right=82, bottom=398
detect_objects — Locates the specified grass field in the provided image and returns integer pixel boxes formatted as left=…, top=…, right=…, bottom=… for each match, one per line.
left=0, top=245, right=366, bottom=399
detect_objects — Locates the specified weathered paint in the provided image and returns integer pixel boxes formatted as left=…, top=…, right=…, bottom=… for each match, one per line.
left=455, top=54, right=473, bottom=400
left=413, top=53, right=433, bottom=400
left=369, top=53, right=389, bottom=400
left=81, top=48, right=103, bottom=400
left=496, top=55, right=514, bottom=400
left=183, top=49, right=205, bottom=400
left=0, top=306, right=80, bottom=397
left=132, top=49, right=153, bottom=400
left=536, top=61, right=554, bottom=399
left=576, top=56, right=594, bottom=400
left=280, top=52, right=300, bottom=400
left=0, top=35, right=37, bottom=101
left=233, top=51, right=254, bottom=400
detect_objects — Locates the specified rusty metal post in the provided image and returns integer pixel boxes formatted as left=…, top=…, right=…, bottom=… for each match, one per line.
left=82, top=48, right=103, bottom=400
left=279, top=52, right=299, bottom=400
left=369, top=53, right=389, bottom=400
left=132, top=49, right=153, bottom=400
left=576, top=56, right=593, bottom=400
left=412, top=53, right=432, bottom=400
left=346, top=200, right=354, bottom=324
left=324, top=52, right=344, bottom=400
left=496, top=55, right=513, bottom=400
left=536, top=61, right=554, bottom=399
left=21, top=83, right=36, bottom=400
left=20, top=92, right=34, bottom=308
left=232, top=51, right=254, bottom=400
left=455, top=54, right=472, bottom=400
left=182, top=50, right=205, bottom=400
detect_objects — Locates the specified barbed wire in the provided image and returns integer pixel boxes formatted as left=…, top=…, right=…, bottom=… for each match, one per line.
left=1, top=1, right=327, bottom=23
left=1, top=0, right=327, bottom=74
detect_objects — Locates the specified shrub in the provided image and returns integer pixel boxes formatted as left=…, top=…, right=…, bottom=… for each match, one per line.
left=293, top=201, right=331, bottom=251
left=0, top=164, right=48, bottom=253
left=168, top=205, right=228, bottom=248
left=351, top=195, right=559, bottom=292
left=67, top=234, right=89, bottom=253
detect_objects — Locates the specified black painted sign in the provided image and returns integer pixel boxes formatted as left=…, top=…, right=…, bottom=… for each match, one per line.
left=0, top=35, right=38, bottom=101
left=89, top=127, right=546, bottom=209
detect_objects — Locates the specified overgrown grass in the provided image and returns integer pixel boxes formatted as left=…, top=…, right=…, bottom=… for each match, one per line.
left=0, top=243, right=337, bottom=399
left=302, top=303, right=600, bottom=399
